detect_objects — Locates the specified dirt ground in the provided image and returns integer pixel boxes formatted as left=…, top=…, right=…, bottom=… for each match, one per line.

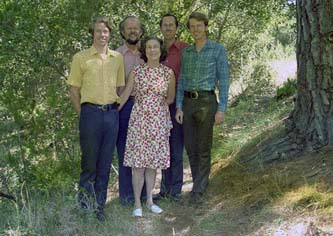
left=103, top=57, right=333, bottom=236
left=107, top=147, right=333, bottom=236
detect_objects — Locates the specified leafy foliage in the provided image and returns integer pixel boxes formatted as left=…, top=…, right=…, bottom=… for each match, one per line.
left=0, top=0, right=90, bottom=192
left=0, top=0, right=295, bottom=195
left=276, top=78, right=297, bottom=100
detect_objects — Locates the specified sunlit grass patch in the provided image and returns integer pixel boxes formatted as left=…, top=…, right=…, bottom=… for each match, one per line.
left=276, top=186, right=333, bottom=212
left=203, top=94, right=333, bottom=235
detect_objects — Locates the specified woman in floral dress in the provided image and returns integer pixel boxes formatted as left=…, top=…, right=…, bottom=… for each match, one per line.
left=119, top=36, right=175, bottom=217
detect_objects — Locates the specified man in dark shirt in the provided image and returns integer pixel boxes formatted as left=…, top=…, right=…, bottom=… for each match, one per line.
left=154, top=13, right=188, bottom=202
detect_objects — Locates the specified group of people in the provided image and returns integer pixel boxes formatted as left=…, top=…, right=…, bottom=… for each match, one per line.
left=67, top=12, right=229, bottom=221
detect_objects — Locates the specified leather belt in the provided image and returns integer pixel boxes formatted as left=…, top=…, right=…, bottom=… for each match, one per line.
left=184, top=90, right=215, bottom=99
left=81, top=102, right=119, bottom=111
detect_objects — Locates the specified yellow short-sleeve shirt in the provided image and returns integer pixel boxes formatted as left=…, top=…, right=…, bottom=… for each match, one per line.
left=67, top=46, right=125, bottom=104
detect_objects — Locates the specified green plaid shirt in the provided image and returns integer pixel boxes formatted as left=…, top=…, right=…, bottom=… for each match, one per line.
left=176, top=39, right=229, bottom=112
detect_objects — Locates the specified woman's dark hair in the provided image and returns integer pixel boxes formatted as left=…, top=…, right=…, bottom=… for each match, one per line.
left=140, top=35, right=167, bottom=63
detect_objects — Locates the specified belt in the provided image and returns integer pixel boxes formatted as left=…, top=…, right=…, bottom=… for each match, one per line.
left=81, top=102, right=119, bottom=111
left=184, top=90, right=215, bottom=99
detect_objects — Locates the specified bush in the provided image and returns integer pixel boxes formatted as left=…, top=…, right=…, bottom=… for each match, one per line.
left=276, top=78, right=297, bottom=100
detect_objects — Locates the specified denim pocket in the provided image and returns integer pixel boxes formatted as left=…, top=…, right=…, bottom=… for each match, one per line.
left=80, top=105, right=99, bottom=118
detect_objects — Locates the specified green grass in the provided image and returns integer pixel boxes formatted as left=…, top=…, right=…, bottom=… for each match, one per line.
left=0, top=190, right=136, bottom=236
left=192, top=211, right=226, bottom=236
left=211, top=96, right=292, bottom=163
left=1, top=95, right=333, bottom=236
left=189, top=95, right=333, bottom=235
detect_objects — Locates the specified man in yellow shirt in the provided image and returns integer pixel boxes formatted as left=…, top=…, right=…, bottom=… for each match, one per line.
left=67, top=16, right=125, bottom=221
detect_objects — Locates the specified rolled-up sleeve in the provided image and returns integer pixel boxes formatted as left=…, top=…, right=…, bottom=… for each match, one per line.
left=67, top=54, right=82, bottom=87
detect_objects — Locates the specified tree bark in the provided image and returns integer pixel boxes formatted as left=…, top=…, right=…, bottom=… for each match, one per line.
left=287, top=0, right=333, bottom=151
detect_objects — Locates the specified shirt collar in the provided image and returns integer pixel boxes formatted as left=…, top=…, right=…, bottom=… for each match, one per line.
left=204, top=39, right=214, bottom=48
left=89, top=46, right=116, bottom=57
left=119, top=43, right=140, bottom=55
left=168, top=40, right=185, bottom=51
left=172, top=40, right=182, bottom=50
left=188, top=39, right=213, bottom=52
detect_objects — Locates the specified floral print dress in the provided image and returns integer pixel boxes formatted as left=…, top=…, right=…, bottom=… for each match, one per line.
left=124, top=63, right=173, bottom=169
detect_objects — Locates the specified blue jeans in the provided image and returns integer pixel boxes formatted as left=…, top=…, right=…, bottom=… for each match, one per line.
left=78, top=103, right=119, bottom=210
left=116, top=97, right=135, bottom=203
left=160, top=103, right=184, bottom=196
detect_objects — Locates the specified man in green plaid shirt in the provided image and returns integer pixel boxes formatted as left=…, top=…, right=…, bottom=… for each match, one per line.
left=175, top=12, right=229, bottom=204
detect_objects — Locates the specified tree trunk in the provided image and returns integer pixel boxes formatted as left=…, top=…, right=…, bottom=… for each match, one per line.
left=287, top=0, right=333, bottom=151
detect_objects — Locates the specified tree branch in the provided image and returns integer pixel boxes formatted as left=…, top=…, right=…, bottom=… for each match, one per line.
left=0, top=191, right=16, bottom=202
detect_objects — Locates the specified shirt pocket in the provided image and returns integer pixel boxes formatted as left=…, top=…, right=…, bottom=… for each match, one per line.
left=202, top=58, right=216, bottom=77
left=81, top=59, right=101, bottom=89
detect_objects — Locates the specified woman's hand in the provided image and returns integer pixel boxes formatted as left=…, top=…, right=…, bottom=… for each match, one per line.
left=119, top=71, right=135, bottom=110
left=165, top=70, right=175, bottom=105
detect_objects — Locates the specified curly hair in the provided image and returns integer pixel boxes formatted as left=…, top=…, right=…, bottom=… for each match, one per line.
left=140, top=35, right=167, bottom=63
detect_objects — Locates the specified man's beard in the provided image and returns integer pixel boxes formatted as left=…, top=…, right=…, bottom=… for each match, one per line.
left=126, top=38, right=140, bottom=45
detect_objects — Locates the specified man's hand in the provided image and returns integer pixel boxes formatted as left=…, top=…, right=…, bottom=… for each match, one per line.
left=214, top=111, right=225, bottom=125
left=175, top=109, right=184, bottom=124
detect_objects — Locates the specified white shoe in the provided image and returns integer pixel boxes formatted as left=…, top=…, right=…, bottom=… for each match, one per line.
left=147, top=204, right=163, bottom=214
left=133, top=207, right=143, bottom=217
